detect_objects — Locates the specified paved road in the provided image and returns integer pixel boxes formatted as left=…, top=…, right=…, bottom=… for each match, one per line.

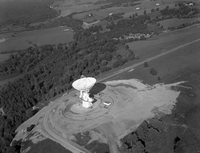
left=42, top=38, right=200, bottom=153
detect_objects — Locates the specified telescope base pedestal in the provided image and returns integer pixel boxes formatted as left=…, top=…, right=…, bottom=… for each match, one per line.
left=82, top=100, right=93, bottom=108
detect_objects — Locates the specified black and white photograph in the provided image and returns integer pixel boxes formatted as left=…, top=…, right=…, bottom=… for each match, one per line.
left=0, top=0, right=200, bottom=153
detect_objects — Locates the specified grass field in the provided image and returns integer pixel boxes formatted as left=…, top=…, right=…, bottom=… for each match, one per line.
left=72, top=6, right=139, bottom=21
left=0, top=0, right=58, bottom=26
left=54, top=0, right=176, bottom=20
left=52, top=0, right=101, bottom=17
left=0, top=26, right=73, bottom=53
left=0, top=53, right=10, bottom=63
left=128, top=24, right=200, bottom=60
left=159, top=17, right=200, bottom=29
left=114, top=34, right=200, bottom=83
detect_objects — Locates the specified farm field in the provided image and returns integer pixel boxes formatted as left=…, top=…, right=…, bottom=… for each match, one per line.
left=54, top=0, right=176, bottom=21
left=128, top=24, right=200, bottom=60
left=72, top=6, right=139, bottom=21
left=111, top=32, right=200, bottom=84
left=52, top=0, right=101, bottom=17
left=0, top=26, right=73, bottom=53
left=159, top=17, right=200, bottom=29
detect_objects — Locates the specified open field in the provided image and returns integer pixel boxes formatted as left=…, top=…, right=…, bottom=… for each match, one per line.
left=52, top=0, right=101, bottom=17
left=110, top=33, right=200, bottom=83
left=0, top=0, right=58, bottom=26
left=0, top=26, right=73, bottom=53
left=54, top=0, right=177, bottom=21
left=72, top=6, right=139, bottom=21
left=128, top=24, right=200, bottom=60
left=159, top=17, right=200, bottom=29
left=122, top=0, right=176, bottom=17
left=0, top=53, right=10, bottom=63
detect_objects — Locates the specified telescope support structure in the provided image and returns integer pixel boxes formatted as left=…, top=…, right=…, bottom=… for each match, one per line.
left=80, top=90, right=93, bottom=108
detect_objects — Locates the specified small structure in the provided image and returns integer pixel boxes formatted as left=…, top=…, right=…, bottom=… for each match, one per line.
left=88, top=13, right=93, bottom=17
left=109, top=12, right=113, bottom=16
left=0, top=107, right=5, bottom=116
left=156, top=3, right=160, bottom=6
left=0, top=38, right=7, bottom=43
left=72, top=76, right=96, bottom=108
left=189, top=2, right=194, bottom=6
left=82, top=20, right=100, bottom=29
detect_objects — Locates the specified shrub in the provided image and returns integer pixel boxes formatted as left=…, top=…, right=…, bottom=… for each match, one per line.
left=100, top=66, right=112, bottom=73
left=150, top=68, right=158, bottom=75
left=112, top=60, right=124, bottom=68
left=144, top=62, right=149, bottom=67
left=27, top=124, right=35, bottom=132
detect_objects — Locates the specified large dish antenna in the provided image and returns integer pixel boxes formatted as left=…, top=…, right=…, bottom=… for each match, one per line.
left=72, top=77, right=96, bottom=92
left=72, top=77, right=96, bottom=108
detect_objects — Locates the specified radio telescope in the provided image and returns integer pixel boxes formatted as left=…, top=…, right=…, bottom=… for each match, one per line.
left=72, top=76, right=96, bottom=108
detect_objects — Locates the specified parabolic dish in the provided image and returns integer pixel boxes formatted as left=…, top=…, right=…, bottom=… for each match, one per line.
left=72, top=77, right=96, bottom=91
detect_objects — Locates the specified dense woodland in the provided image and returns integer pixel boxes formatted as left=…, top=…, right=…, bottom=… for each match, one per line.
left=0, top=45, right=58, bottom=77
left=0, top=2, right=199, bottom=153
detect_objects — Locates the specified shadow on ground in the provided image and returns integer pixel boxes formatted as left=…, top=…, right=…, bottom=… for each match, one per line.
left=90, top=83, right=106, bottom=95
